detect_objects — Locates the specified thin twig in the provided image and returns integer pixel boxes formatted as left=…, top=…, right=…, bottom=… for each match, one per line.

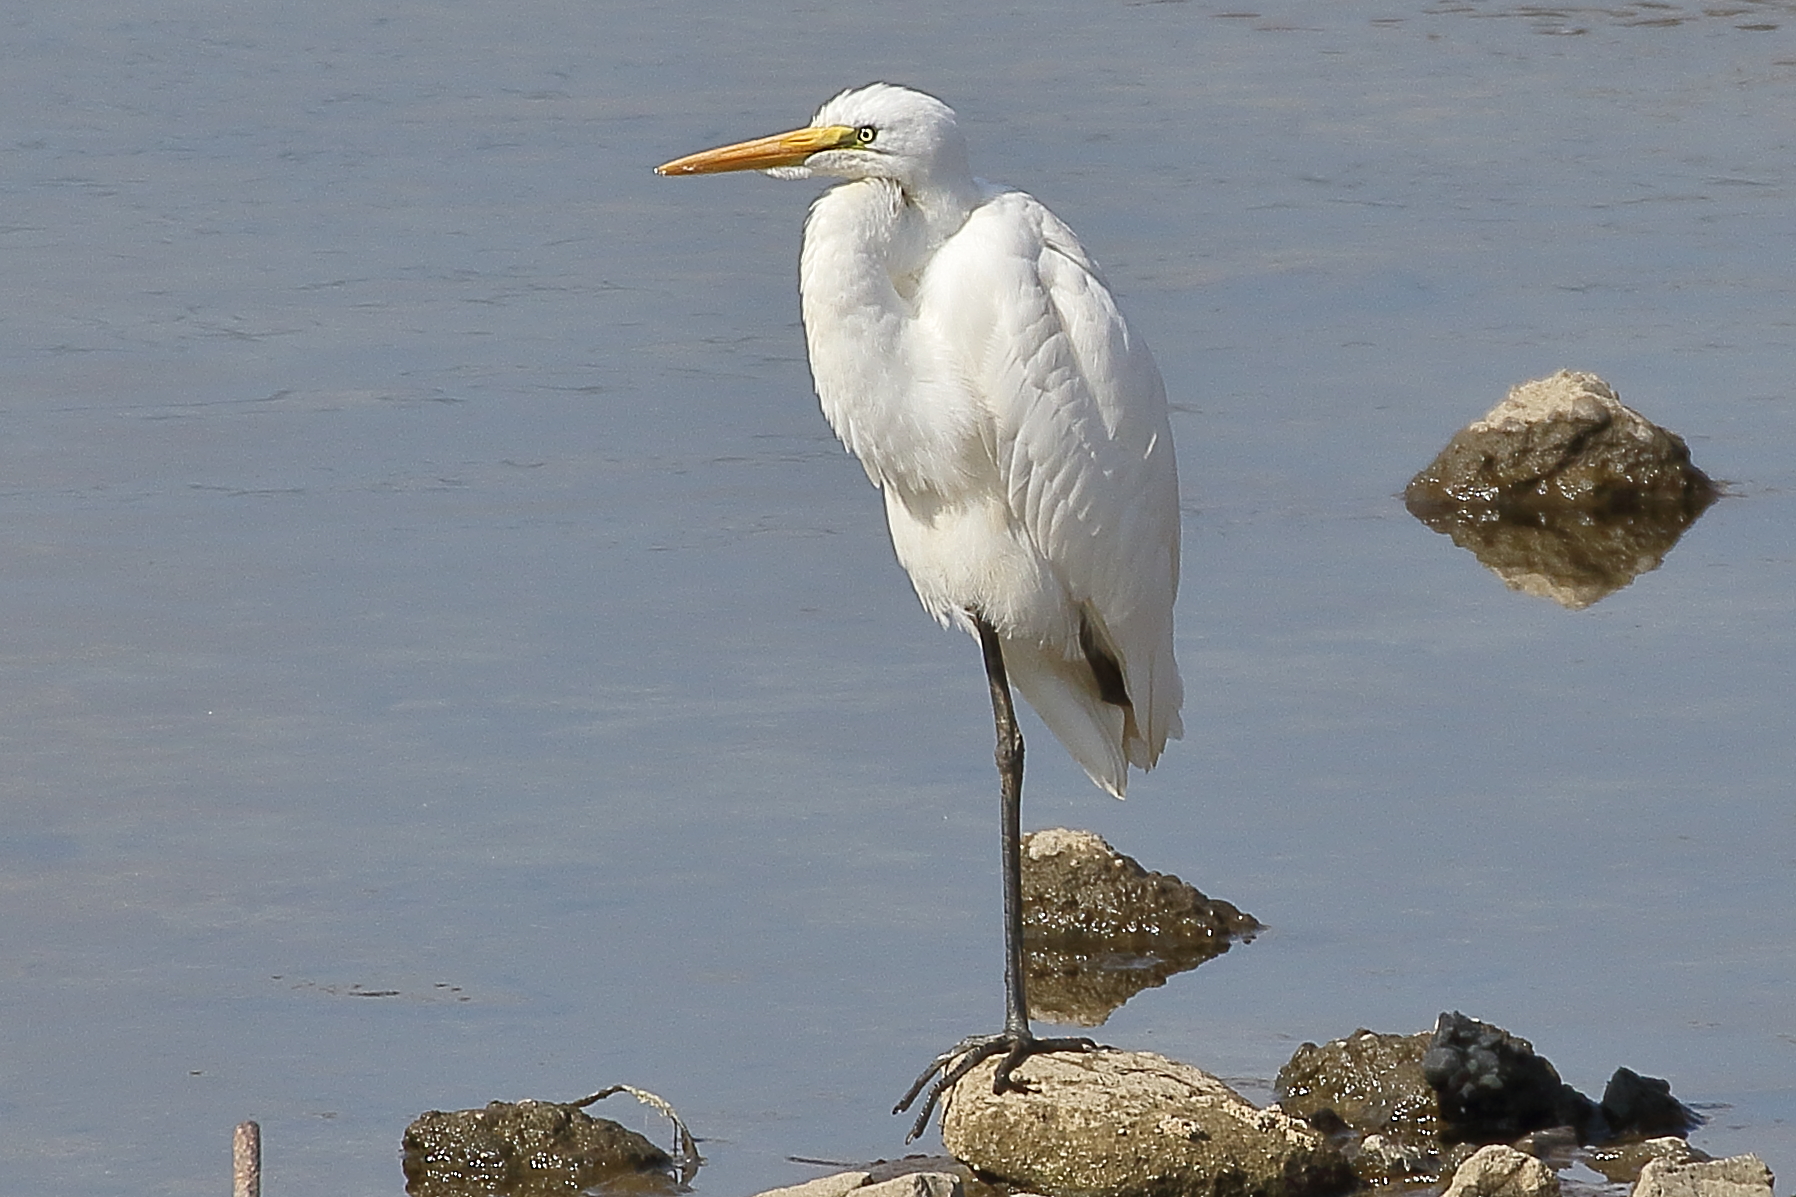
left=572, top=1084, right=702, bottom=1177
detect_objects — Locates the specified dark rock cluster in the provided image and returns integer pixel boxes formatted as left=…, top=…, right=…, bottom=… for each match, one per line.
left=1275, top=1013, right=1701, bottom=1190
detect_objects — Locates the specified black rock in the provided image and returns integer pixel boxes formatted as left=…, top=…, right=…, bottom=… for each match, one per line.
left=1601, top=1067, right=1701, bottom=1137
left=1421, top=1012, right=1601, bottom=1143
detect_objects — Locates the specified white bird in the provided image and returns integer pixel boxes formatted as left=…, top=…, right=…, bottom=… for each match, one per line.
left=657, top=83, right=1183, bottom=1137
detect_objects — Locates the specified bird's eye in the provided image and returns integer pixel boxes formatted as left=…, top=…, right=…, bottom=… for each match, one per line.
left=855, top=125, right=878, bottom=145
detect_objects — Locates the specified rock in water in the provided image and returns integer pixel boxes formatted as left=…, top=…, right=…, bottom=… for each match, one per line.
left=1633, top=1155, right=1776, bottom=1197
left=1275, top=1028, right=1447, bottom=1183
left=1021, top=829, right=1259, bottom=943
left=401, top=1099, right=674, bottom=1197
left=1275, top=1018, right=1711, bottom=1193
left=1587, top=1138, right=1710, bottom=1185
left=751, top=1175, right=876, bottom=1197
left=857, top=1176, right=963, bottom=1197
left=1403, top=372, right=1717, bottom=608
left=940, top=1049, right=1354, bottom=1197
left=1422, top=1012, right=1600, bottom=1142
left=1602, top=1067, right=1700, bottom=1137
left=1405, top=370, right=1717, bottom=515
left=1442, top=1144, right=1562, bottom=1197
left=1020, top=829, right=1259, bottom=1026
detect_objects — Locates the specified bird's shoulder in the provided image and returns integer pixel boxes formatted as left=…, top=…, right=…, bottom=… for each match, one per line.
left=930, top=187, right=1101, bottom=282
left=919, top=186, right=1162, bottom=437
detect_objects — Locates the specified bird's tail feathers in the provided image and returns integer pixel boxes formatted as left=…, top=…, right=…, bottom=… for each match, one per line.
left=1002, top=636, right=1129, bottom=798
left=1122, top=647, right=1184, bottom=770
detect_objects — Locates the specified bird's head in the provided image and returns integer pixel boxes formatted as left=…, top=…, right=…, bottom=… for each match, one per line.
left=656, top=83, right=972, bottom=195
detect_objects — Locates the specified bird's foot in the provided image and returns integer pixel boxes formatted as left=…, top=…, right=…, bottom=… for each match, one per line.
left=893, top=1029, right=1097, bottom=1142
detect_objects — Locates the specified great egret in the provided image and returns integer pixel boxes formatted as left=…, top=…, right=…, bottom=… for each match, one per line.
left=657, top=83, right=1183, bottom=1137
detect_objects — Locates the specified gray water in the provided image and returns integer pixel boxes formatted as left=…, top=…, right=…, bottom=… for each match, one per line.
left=2, top=2, right=1793, bottom=1194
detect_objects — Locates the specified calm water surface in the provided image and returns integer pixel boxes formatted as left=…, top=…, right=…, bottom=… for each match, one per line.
left=2, top=3, right=1792, bottom=1194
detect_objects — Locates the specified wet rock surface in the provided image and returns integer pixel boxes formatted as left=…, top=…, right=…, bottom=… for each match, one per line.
left=401, top=1099, right=676, bottom=1197
left=1405, top=371, right=1717, bottom=516
left=1274, top=1014, right=1704, bottom=1193
left=940, top=1048, right=1355, bottom=1197
left=1404, top=371, right=1717, bottom=608
left=1275, top=1028, right=1451, bottom=1175
left=1584, top=1137, right=1710, bottom=1185
left=1021, top=829, right=1260, bottom=1026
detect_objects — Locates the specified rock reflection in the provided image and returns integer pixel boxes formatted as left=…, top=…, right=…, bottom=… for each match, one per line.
left=1406, top=503, right=1712, bottom=609
left=1025, top=938, right=1245, bottom=1028
left=1020, top=829, right=1259, bottom=1026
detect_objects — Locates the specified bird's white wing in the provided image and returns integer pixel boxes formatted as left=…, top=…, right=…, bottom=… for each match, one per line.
left=919, top=190, right=1184, bottom=775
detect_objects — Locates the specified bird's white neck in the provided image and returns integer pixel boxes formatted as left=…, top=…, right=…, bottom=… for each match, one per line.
left=798, top=177, right=986, bottom=496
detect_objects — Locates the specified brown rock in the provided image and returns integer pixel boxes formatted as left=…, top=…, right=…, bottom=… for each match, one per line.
left=751, top=1165, right=981, bottom=1197
left=1441, top=1144, right=1561, bottom=1197
left=941, top=1049, right=1354, bottom=1197
left=1021, top=829, right=1259, bottom=1027
left=858, top=1175, right=964, bottom=1197
left=752, top=1174, right=875, bottom=1197
left=1021, top=829, right=1259, bottom=943
left=1405, top=370, right=1717, bottom=515
left=401, top=1098, right=674, bottom=1197
left=1586, top=1136, right=1709, bottom=1185
left=1275, top=1029, right=1442, bottom=1163
left=1633, top=1155, right=1776, bottom=1197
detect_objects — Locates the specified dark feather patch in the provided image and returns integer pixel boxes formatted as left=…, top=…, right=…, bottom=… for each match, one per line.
left=1079, top=615, right=1132, bottom=709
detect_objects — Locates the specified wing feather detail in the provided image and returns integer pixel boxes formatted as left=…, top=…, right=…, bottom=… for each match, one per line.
left=920, top=190, right=1184, bottom=781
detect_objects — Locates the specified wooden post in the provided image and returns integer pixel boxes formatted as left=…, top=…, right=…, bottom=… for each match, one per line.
left=233, top=1121, right=261, bottom=1197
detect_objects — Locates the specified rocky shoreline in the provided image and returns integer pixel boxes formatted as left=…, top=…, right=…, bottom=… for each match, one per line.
left=401, top=822, right=1773, bottom=1197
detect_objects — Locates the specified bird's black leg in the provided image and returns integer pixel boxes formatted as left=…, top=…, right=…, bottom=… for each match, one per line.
left=892, top=613, right=1095, bottom=1141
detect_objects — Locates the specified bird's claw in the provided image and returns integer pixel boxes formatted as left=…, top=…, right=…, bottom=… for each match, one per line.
left=893, top=1030, right=1097, bottom=1142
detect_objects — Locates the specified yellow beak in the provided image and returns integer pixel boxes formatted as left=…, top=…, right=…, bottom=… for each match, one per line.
left=656, top=124, right=860, bottom=176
